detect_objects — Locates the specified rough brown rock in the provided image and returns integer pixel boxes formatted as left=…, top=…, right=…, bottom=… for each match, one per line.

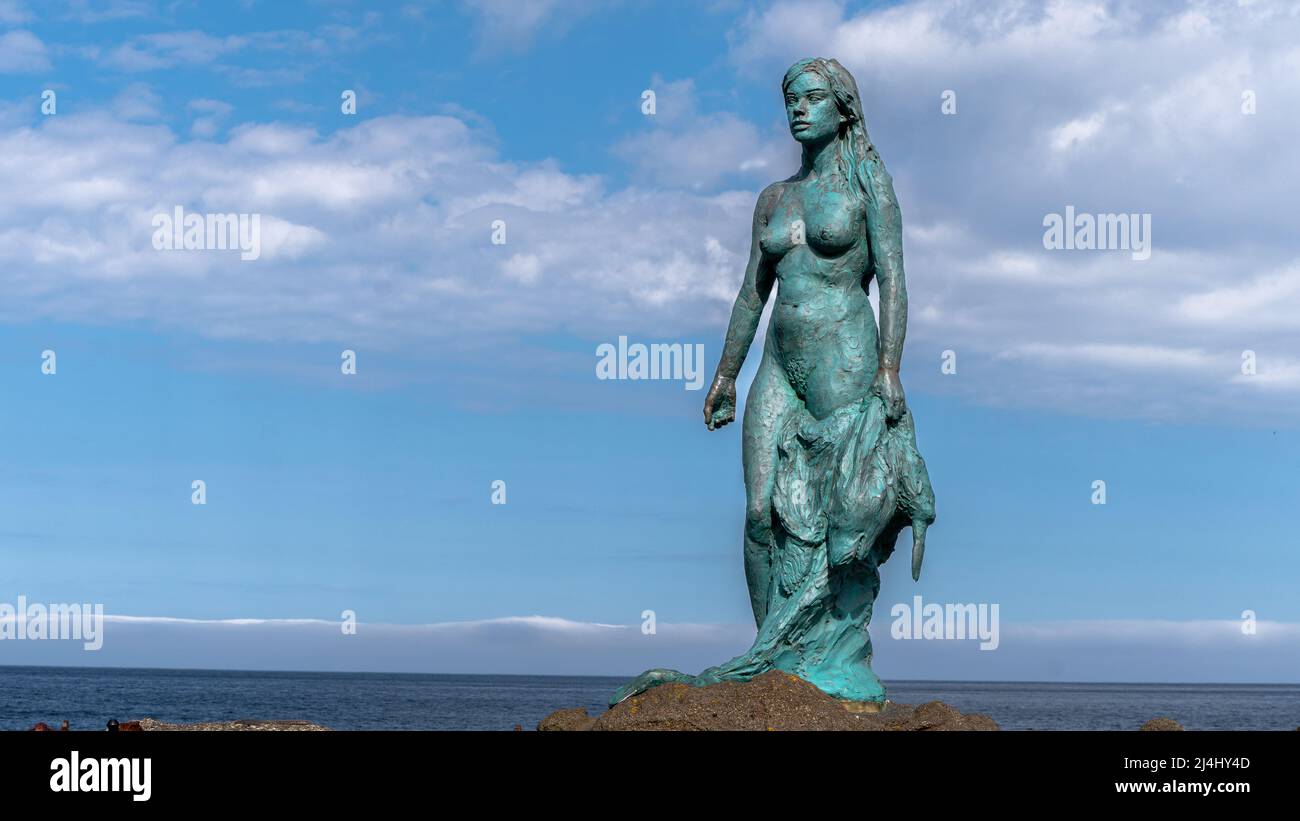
left=537, top=707, right=598, bottom=732
left=538, top=670, right=999, bottom=731
left=136, top=718, right=330, bottom=731
left=1139, top=717, right=1185, bottom=731
left=880, top=700, right=1000, bottom=731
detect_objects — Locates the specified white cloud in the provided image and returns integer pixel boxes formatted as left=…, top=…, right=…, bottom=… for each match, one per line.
left=999, top=342, right=1220, bottom=372
left=58, top=0, right=150, bottom=24
left=1049, top=110, right=1106, bottom=152
left=0, top=0, right=30, bottom=24
left=4, top=612, right=1297, bottom=685
left=98, top=26, right=358, bottom=75
left=613, top=78, right=798, bottom=190
left=501, top=253, right=542, bottom=284
left=1176, top=262, right=1300, bottom=331
left=188, top=98, right=233, bottom=139
left=0, top=110, right=754, bottom=354
left=461, top=0, right=610, bottom=53
left=103, top=30, right=234, bottom=71
left=0, top=29, right=50, bottom=72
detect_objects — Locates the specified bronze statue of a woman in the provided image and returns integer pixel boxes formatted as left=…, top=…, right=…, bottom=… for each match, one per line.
left=613, top=58, right=936, bottom=707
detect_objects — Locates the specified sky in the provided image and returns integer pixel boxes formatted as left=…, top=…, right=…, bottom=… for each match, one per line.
left=1, top=0, right=1299, bottom=682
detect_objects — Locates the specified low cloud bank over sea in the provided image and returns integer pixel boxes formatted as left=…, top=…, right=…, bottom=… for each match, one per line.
left=3, top=614, right=1297, bottom=683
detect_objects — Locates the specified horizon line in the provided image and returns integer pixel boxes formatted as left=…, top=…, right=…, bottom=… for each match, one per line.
left=2, top=661, right=1297, bottom=688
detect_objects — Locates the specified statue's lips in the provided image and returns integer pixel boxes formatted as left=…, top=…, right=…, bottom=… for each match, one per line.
left=791, top=122, right=811, bottom=130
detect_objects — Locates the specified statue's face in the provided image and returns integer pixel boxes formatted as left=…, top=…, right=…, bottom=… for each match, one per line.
left=784, top=71, right=841, bottom=144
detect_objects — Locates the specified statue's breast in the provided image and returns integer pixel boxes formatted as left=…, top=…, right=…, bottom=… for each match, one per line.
left=760, top=184, right=863, bottom=259
left=802, top=188, right=862, bottom=256
left=759, top=195, right=801, bottom=257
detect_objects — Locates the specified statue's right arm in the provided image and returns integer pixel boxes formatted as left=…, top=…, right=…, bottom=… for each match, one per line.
left=711, top=186, right=779, bottom=383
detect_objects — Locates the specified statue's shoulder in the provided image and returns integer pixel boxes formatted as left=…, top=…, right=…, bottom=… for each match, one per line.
left=754, top=179, right=791, bottom=217
left=763, top=174, right=802, bottom=196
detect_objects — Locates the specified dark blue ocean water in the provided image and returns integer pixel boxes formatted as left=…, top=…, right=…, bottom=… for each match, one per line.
left=2, top=666, right=1297, bottom=730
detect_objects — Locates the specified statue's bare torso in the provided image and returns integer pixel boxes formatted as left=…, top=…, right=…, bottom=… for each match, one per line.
left=757, top=175, right=878, bottom=421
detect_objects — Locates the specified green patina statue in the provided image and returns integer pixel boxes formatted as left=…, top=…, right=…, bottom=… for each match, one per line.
left=613, top=58, right=936, bottom=707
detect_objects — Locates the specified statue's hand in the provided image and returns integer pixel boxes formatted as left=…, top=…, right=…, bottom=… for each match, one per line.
left=871, top=368, right=906, bottom=422
left=703, top=375, right=737, bottom=431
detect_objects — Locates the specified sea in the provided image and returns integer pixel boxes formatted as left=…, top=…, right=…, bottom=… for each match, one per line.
left=2, top=666, right=1297, bottom=731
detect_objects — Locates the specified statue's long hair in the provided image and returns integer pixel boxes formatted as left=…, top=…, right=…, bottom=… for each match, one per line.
left=781, top=57, right=888, bottom=212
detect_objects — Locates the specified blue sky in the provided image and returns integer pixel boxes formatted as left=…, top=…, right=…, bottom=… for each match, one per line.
left=1, top=0, right=1298, bottom=681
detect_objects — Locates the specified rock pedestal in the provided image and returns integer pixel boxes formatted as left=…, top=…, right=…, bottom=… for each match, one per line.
left=539, top=670, right=999, bottom=731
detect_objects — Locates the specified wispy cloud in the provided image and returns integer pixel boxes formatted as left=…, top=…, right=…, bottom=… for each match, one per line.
left=98, top=25, right=368, bottom=76
left=3, top=613, right=1296, bottom=682
left=57, top=0, right=151, bottom=24
left=0, top=29, right=50, bottom=72
left=460, top=0, right=610, bottom=54
left=0, top=0, right=32, bottom=25
left=612, top=76, right=797, bottom=190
